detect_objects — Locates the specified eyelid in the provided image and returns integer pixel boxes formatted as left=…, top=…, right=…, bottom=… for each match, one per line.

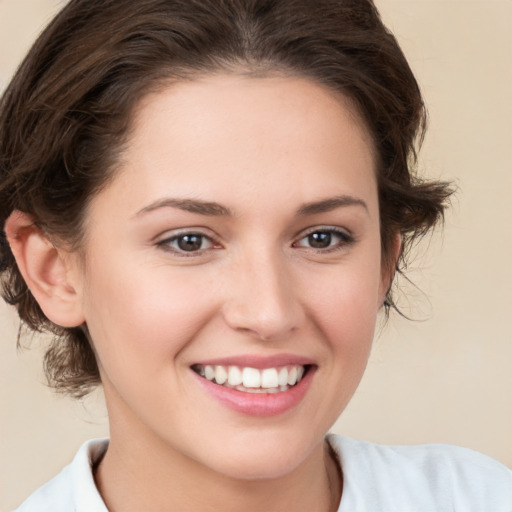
left=154, top=225, right=355, bottom=257
left=155, top=228, right=222, bottom=256
left=293, top=226, right=356, bottom=251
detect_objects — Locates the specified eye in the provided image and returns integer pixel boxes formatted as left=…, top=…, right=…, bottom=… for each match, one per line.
left=294, top=228, right=354, bottom=251
left=158, top=232, right=216, bottom=254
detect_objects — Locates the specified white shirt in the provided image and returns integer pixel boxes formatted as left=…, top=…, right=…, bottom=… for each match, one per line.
left=14, top=435, right=512, bottom=512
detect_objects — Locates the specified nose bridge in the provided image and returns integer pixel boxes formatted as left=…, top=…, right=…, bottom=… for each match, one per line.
left=222, top=244, right=302, bottom=340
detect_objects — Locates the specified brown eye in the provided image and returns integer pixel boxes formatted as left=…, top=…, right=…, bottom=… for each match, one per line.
left=158, top=232, right=215, bottom=254
left=177, top=234, right=204, bottom=252
left=294, top=228, right=354, bottom=252
left=307, top=232, right=332, bottom=249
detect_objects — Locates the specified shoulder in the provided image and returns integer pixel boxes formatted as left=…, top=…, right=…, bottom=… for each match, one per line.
left=328, top=434, right=512, bottom=512
left=14, top=439, right=109, bottom=512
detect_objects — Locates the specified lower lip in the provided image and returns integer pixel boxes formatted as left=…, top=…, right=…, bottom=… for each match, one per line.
left=192, top=367, right=315, bottom=417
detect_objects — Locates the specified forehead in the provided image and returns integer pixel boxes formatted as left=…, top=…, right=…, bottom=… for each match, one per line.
left=95, top=74, right=378, bottom=219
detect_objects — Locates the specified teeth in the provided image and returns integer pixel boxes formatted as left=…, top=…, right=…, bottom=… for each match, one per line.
left=214, top=365, right=227, bottom=385
left=278, top=367, right=289, bottom=387
left=227, top=366, right=243, bottom=386
left=204, top=365, right=215, bottom=381
left=195, top=364, right=307, bottom=393
left=261, top=368, right=278, bottom=388
left=287, top=366, right=298, bottom=386
left=242, top=367, right=261, bottom=388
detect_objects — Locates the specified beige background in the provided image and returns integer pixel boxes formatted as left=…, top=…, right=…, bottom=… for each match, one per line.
left=1, top=0, right=511, bottom=509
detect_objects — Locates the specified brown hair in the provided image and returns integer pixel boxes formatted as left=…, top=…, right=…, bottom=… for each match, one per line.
left=0, top=0, right=452, bottom=397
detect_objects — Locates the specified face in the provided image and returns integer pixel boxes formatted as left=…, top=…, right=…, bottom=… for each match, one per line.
left=72, top=74, right=389, bottom=480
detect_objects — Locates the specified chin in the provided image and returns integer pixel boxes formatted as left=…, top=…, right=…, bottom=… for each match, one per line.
left=196, top=429, right=321, bottom=481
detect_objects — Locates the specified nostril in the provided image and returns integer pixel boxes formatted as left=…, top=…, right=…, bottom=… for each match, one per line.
left=222, top=301, right=303, bottom=342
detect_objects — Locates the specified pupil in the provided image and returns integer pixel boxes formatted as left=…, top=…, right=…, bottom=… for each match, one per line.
left=309, top=232, right=331, bottom=248
left=178, top=235, right=202, bottom=251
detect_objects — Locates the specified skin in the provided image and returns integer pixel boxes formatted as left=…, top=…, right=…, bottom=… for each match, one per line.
left=7, top=74, right=397, bottom=512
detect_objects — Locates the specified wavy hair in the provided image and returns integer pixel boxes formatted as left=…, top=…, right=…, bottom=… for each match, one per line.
left=0, top=0, right=452, bottom=397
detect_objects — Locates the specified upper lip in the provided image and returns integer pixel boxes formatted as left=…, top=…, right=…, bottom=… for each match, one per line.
left=191, top=354, right=315, bottom=369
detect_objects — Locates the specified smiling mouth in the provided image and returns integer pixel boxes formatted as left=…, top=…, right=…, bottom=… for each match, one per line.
left=191, top=364, right=310, bottom=394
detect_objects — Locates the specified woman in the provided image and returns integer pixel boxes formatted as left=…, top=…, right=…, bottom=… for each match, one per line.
left=1, top=0, right=510, bottom=510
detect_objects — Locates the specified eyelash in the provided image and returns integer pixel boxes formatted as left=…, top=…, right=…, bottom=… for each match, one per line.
left=293, top=227, right=355, bottom=253
left=156, top=227, right=355, bottom=257
left=156, top=230, right=219, bottom=257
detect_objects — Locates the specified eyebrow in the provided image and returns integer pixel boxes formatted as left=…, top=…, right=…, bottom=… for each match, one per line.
left=136, top=198, right=232, bottom=217
left=297, top=195, right=368, bottom=216
left=135, top=194, right=367, bottom=218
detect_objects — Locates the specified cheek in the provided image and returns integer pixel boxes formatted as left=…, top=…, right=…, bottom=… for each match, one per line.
left=309, top=262, right=382, bottom=334
left=303, top=254, right=382, bottom=373
left=81, top=260, right=220, bottom=371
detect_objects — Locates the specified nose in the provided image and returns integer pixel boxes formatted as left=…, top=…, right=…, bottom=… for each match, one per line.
left=221, top=249, right=304, bottom=341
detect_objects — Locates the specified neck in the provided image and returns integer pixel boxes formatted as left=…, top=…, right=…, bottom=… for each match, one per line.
left=95, top=426, right=342, bottom=512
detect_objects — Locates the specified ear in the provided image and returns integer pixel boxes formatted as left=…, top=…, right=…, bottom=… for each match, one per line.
left=4, top=210, right=85, bottom=328
left=379, top=233, right=402, bottom=306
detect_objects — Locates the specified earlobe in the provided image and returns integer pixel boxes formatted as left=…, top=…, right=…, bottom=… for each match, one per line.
left=4, top=210, right=86, bottom=328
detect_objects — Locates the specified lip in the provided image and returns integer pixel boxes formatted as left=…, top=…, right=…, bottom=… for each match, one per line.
left=191, top=361, right=316, bottom=418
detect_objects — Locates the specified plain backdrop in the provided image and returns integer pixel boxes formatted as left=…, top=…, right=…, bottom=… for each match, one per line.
left=1, top=0, right=511, bottom=510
